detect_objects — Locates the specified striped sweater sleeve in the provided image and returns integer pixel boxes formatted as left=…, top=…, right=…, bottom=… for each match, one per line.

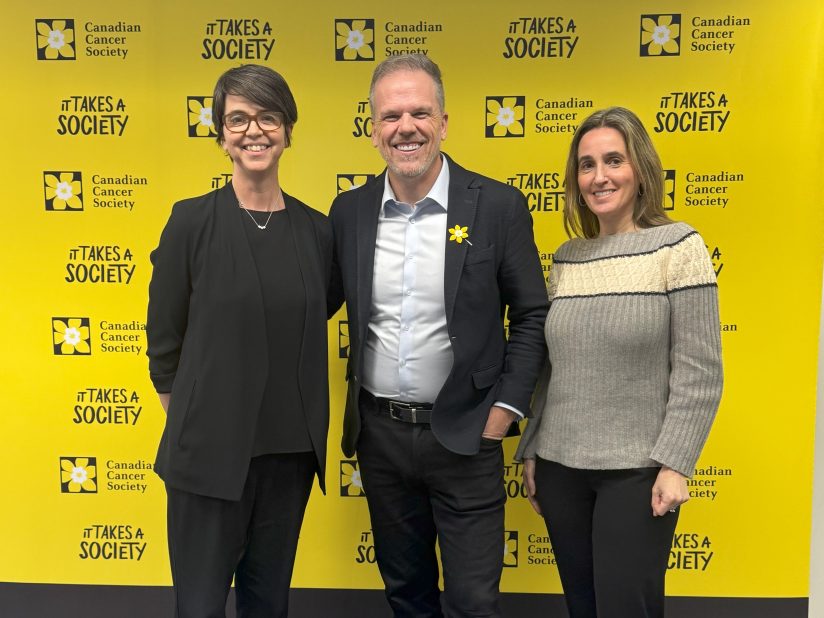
left=649, top=231, right=723, bottom=476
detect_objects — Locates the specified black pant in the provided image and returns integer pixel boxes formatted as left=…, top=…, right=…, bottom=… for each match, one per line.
left=165, top=452, right=315, bottom=618
left=534, top=458, right=679, bottom=618
left=357, top=395, right=506, bottom=617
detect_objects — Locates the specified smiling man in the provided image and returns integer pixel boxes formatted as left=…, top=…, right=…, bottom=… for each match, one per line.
left=328, top=54, right=548, bottom=617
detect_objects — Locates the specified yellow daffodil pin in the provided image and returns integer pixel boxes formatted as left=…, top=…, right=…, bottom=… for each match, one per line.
left=448, top=225, right=472, bottom=245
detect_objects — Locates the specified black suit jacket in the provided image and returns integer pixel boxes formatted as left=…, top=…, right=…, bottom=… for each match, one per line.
left=328, top=154, right=548, bottom=457
left=147, top=183, right=332, bottom=500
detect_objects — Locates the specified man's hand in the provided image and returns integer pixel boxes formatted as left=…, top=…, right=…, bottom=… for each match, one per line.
left=482, top=405, right=517, bottom=440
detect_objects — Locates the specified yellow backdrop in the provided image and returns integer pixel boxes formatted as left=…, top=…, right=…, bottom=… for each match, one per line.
left=2, top=0, right=823, bottom=605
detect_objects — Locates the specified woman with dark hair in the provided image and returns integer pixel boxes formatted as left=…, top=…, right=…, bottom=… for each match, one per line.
left=516, top=106, right=723, bottom=617
left=147, top=64, right=332, bottom=617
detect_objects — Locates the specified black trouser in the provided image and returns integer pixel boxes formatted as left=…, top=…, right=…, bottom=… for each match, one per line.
left=357, top=394, right=506, bottom=617
left=534, top=458, right=679, bottom=618
left=165, top=452, right=315, bottom=618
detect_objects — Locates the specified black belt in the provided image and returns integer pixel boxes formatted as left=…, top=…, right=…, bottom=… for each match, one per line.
left=374, top=397, right=433, bottom=425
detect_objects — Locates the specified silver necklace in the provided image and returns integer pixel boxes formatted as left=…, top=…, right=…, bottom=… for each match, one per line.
left=238, top=193, right=282, bottom=230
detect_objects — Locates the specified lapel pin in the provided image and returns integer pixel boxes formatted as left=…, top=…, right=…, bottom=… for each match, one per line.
left=448, top=225, right=472, bottom=245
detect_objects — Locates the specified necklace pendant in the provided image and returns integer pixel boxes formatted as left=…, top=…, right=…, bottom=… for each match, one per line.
left=238, top=199, right=275, bottom=230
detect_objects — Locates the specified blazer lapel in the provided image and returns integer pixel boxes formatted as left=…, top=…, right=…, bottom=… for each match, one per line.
left=217, top=182, right=257, bottom=278
left=284, top=192, right=321, bottom=307
left=355, top=174, right=383, bottom=344
left=444, top=161, right=480, bottom=324
left=217, top=181, right=267, bottom=343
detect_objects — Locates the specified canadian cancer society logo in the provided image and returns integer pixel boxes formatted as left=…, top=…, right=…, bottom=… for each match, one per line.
left=36, top=19, right=76, bottom=60
left=337, top=174, right=375, bottom=194
left=44, top=171, right=83, bottom=211
left=338, top=320, right=349, bottom=359
left=664, top=169, right=676, bottom=210
left=640, top=15, right=681, bottom=56
left=504, top=530, right=519, bottom=567
left=340, top=459, right=366, bottom=497
left=60, top=456, right=97, bottom=493
left=335, top=19, right=375, bottom=61
left=485, top=96, right=525, bottom=138
left=53, top=317, right=91, bottom=355
left=188, top=96, right=217, bottom=138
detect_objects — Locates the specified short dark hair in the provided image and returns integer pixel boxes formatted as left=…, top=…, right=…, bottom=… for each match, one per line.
left=369, top=54, right=445, bottom=115
left=212, top=64, right=297, bottom=146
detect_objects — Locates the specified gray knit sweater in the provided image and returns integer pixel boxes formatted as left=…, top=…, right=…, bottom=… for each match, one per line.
left=515, top=222, right=722, bottom=477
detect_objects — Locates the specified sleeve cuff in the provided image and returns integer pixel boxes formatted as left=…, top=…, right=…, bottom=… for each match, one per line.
left=493, top=401, right=524, bottom=419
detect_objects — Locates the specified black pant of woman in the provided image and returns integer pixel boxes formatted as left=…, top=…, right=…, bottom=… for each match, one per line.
left=534, top=458, right=679, bottom=618
left=165, top=452, right=315, bottom=618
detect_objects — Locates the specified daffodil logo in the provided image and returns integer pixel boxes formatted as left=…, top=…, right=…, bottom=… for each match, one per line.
left=43, top=171, right=83, bottom=211
left=60, top=457, right=97, bottom=493
left=485, top=96, right=525, bottom=138
left=338, top=320, right=350, bottom=358
left=335, top=19, right=375, bottom=61
left=337, top=174, right=376, bottom=194
left=663, top=169, right=676, bottom=210
left=640, top=14, right=681, bottom=57
left=503, top=530, right=519, bottom=567
left=35, top=19, right=76, bottom=61
left=187, top=96, right=217, bottom=138
left=340, top=460, right=366, bottom=497
left=53, top=317, right=91, bottom=355
left=448, top=225, right=472, bottom=245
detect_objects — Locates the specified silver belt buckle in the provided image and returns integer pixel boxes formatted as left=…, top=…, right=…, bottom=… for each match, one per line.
left=388, top=401, right=403, bottom=421
left=389, top=400, right=416, bottom=423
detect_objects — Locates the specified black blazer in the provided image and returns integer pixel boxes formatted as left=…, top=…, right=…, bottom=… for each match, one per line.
left=147, top=183, right=332, bottom=501
left=328, top=154, right=548, bottom=457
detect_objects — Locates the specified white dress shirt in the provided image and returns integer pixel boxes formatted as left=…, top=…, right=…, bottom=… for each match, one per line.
left=362, top=158, right=453, bottom=403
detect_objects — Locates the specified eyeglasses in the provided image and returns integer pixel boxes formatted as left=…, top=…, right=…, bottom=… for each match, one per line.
left=223, top=111, right=284, bottom=133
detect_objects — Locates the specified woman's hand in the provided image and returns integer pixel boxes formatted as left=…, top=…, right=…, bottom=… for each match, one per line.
left=158, top=393, right=170, bottom=415
left=523, top=458, right=542, bottom=515
left=651, top=466, right=689, bottom=516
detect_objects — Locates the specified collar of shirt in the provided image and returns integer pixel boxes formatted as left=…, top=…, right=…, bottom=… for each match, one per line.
left=380, top=155, right=450, bottom=219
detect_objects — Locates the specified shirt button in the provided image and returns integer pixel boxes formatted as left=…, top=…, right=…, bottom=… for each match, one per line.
left=406, top=290, right=412, bottom=296
left=410, top=219, right=416, bottom=225
left=400, top=360, right=406, bottom=367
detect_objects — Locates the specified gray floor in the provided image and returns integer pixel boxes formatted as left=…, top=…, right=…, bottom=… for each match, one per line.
left=0, top=584, right=809, bottom=617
